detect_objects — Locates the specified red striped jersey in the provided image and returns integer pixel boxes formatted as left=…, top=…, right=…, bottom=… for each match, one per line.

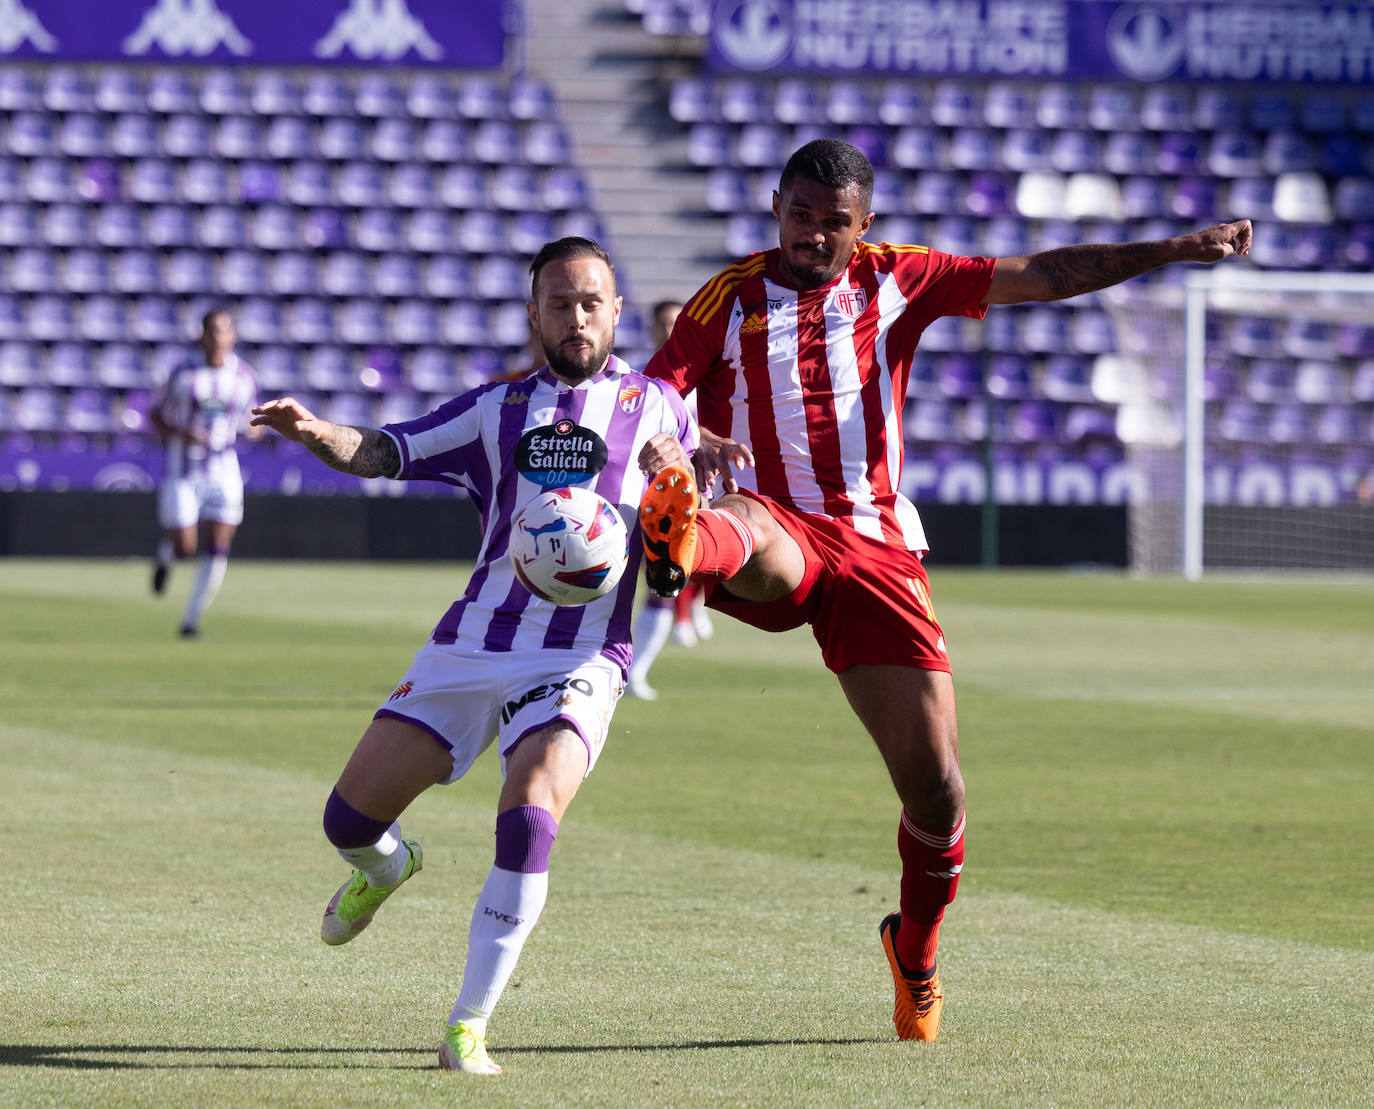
left=645, top=242, right=995, bottom=552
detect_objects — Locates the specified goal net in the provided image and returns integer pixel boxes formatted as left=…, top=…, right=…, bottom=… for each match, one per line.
left=1102, top=269, right=1374, bottom=578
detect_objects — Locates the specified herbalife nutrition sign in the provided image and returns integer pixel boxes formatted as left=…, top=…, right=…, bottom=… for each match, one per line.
left=0, top=0, right=505, bottom=67
left=707, top=0, right=1374, bottom=83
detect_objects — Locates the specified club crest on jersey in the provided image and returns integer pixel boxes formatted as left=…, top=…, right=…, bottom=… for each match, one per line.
left=516, top=420, right=608, bottom=488
left=617, top=384, right=644, bottom=414
left=834, top=288, right=868, bottom=318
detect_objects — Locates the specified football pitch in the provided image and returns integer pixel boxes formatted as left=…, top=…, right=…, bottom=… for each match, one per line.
left=2, top=557, right=1371, bottom=1107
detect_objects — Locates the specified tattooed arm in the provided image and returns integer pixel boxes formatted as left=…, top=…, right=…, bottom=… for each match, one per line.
left=250, top=396, right=400, bottom=478
left=984, top=219, right=1253, bottom=305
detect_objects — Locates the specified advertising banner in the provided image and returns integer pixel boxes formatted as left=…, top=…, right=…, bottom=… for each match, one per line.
left=707, top=0, right=1374, bottom=83
left=0, top=0, right=505, bottom=68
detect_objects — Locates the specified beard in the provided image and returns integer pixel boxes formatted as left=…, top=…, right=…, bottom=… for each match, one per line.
left=542, top=332, right=613, bottom=383
left=782, top=245, right=838, bottom=289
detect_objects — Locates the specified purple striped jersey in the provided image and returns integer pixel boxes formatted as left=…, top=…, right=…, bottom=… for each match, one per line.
left=381, top=355, right=697, bottom=671
left=156, top=353, right=259, bottom=483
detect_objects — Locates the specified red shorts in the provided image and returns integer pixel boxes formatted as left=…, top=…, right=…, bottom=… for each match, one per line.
left=704, top=491, right=951, bottom=675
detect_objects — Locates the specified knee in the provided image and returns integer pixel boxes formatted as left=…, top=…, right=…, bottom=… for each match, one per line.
left=322, top=787, right=393, bottom=849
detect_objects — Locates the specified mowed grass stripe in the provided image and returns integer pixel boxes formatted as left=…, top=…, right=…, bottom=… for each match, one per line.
left=3, top=726, right=1371, bottom=1108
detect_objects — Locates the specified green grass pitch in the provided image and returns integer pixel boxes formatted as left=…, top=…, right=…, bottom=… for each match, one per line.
left=2, top=557, right=1372, bottom=1107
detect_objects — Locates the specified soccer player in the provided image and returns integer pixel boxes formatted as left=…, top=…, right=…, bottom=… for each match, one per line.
left=251, top=238, right=695, bottom=1075
left=150, top=309, right=260, bottom=638
left=636, top=139, right=1252, bottom=1041
left=625, top=299, right=713, bottom=700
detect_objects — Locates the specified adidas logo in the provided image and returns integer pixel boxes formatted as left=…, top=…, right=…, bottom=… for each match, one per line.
left=739, top=313, right=766, bottom=335
left=122, top=0, right=253, bottom=56
left=314, top=0, right=443, bottom=61
left=0, top=0, right=57, bottom=52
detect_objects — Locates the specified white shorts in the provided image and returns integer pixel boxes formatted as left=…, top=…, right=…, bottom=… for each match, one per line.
left=158, top=475, right=245, bottom=529
left=373, top=645, right=625, bottom=784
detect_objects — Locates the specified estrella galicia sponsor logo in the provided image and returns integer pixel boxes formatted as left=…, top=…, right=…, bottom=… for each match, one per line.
left=516, top=420, right=607, bottom=488
left=501, top=677, right=595, bottom=724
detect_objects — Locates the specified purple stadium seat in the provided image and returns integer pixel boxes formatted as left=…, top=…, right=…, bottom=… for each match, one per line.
left=669, top=77, right=715, bottom=124
left=1336, top=323, right=1374, bottom=359
left=92, top=344, right=141, bottom=390
left=1088, top=85, right=1137, bottom=131
left=219, top=250, right=267, bottom=296
left=1157, top=131, right=1203, bottom=175
left=1063, top=404, right=1117, bottom=443
left=268, top=253, right=319, bottom=297
left=420, top=120, right=470, bottom=164
left=9, top=113, right=55, bottom=157
left=355, top=209, right=404, bottom=253
left=1102, top=131, right=1153, bottom=176
left=981, top=216, right=1030, bottom=257
left=933, top=353, right=980, bottom=399
left=112, top=250, right=161, bottom=296
left=373, top=254, right=422, bottom=299
left=63, top=249, right=110, bottom=295
left=773, top=79, right=819, bottom=125
left=981, top=308, right=1019, bottom=352
left=0, top=341, right=42, bottom=386
left=1170, top=177, right=1217, bottom=221
left=383, top=165, right=434, bottom=210
left=197, top=205, right=249, bottom=250
left=909, top=171, right=959, bottom=216
left=406, top=210, right=455, bottom=254
left=1294, top=358, right=1347, bottom=404
left=1140, top=86, right=1191, bottom=131
left=161, top=114, right=205, bottom=159
left=77, top=295, right=127, bottom=342
left=372, top=119, right=420, bottom=163
left=319, top=118, right=367, bottom=161
left=15, top=387, right=65, bottom=432
left=846, top=125, right=889, bottom=169
left=1267, top=402, right=1308, bottom=445
left=1249, top=93, right=1296, bottom=132
left=67, top=387, right=116, bottom=434
left=1048, top=129, right=1102, bottom=174
left=9, top=249, right=58, bottom=294
left=984, top=354, right=1032, bottom=399
left=251, top=205, right=300, bottom=252
left=1262, top=131, right=1318, bottom=175
left=541, top=167, right=590, bottom=212
left=982, top=82, right=1033, bottom=129
left=948, top=128, right=999, bottom=172
left=1314, top=404, right=1360, bottom=446
left=407, top=75, right=456, bottom=120
left=126, top=159, right=176, bottom=205
left=491, top=302, right=532, bottom=348
left=1225, top=177, right=1276, bottom=222
left=93, top=205, right=140, bottom=249
left=303, top=74, right=353, bottom=117
left=509, top=77, right=556, bottom=123
left=1334, top=177, right=1374, bottom=221
left=1042, top=355, right=1096, bottom=402
left=253, top=346, right=300, bottom=393
left=392, top=301, right=441, bottom=346
left=0, top=161, right=22, bottom=204
left=1284, top=319, right=1337, bottom=362
left=1192, top=86, right=1244, bottom=130
left=284, top=161, right=332, bottom=207
left=1206, top=132, right=1263, bottom=178
left=44, top=68, right=93, bottom=111
left=1295, top=225, right=1340, bottom=268
left=43, top=204, right=91, bottom=248
left=903, top=398, right=959, bottom=443
left=1021, top=306, right=1071, bottom=354
left=161, top=250, right=213, bottom=296
left=871, top=81, right=923, bottom=127
left=286, top=299, right=335, bottom=346
left=1035, top=83, right=1086, bottom=129
left=686, top=123, right=731, bottom=168
left=95, top=70, right=144, bottom=114
left=110, top=113, right=159, bottom=159
left=147, top=71, right=197, bottom=114
left=215, top=116, right=263, bottom=161
left=266, top=116, right=317, bottom=160
left=298, top=347, right=352, bottom=393
left=0, top=69, right=41, bottom=111
left=356, top=73, right=406, bottom=118
left=27, top=159, right=74, bottom=204
left=825, top=81, right=876, bottom=126
left=58, top=114, right=107, bottom=158
left=321, top=251, right=371, bottom=298
left=1343, top=223, right=1374, bottom=269
left=79, top=159, right=121, bottom=203
left=322, top=392, right=377, bottom=428
left=456, top=209, right=503, bottom=253
left=1011, top=399, right=1061, bottom=443
left=28, top=296, right=76, bottom=342
left=252, top=71, right=301, bottom=116
left=717, top=78, right=768, bottom=125
left=337, top=300, right=385, bottom=347
left=1001, top=129, right=1052, bottom=173
left=510, top=211, right=554, bottom=255
left=441, top=301, right=490, bottom=346
left=459, top=76, right=507, bottom=121
left=200, top=70, right=251, bottom=115
left=723, top=213, right=773, bottom=257
left=238, top=161, right=282, bottom=204
left=869, top=170, right=903, bottom=216
left=891, top=128, right=942, bottom=171
left=905, top=355, right=942, bottom=400
left=0, top=296, right=26, bottom=341
left=521, top=122, right=572, bottom=167
left=336, top=162, right=386, bottom=207
left=1353, top=359, right=1374, bottom=403
left=132, top=297, right=180, bottom=343
left=407, top=348, right=455, bottom=393
left=1068, top=309, right=1116, bottom=356
left=237, top=298, right=284, bottom=344
left=1319, top=135, right=1371, bottom=178
left=47, top=343, right=96, bottom=388
left=1245, top=359, right=1294, bottom=404
left=1230, top=316, right=1283, bottom=359
left=1216, top=399, right=1266, bottom=443
left=473, top=256, right=525, bottom=301
left=490, top=165, right=539, bottom=211
left=929, top=81, right=978, bottom=128
left=964, top=172, right=1012, bottom=218
left=422, top=256, right=473, bottom=299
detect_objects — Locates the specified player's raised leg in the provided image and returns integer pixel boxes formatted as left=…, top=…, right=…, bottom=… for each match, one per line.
left=319, top=715, right=451, bottom=945
left=839, top=664, right=963, bottom=1041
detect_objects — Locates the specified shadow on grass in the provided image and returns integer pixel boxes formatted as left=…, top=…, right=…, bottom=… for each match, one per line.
left=3, top=1037, right=888, bottom=1070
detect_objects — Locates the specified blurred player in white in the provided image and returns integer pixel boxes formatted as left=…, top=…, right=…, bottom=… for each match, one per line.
left=625, top=299, right=713, bottom=699
left=150, top=309, right=260, bottom=638
left=251, top=238, right=696, bottom=1076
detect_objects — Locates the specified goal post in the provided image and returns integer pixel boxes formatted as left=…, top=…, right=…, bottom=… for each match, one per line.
left=1103, top=269, right=1374, bottom=579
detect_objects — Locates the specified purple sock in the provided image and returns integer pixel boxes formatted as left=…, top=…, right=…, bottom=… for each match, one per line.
left=493, top=805, right=558, bottom=874
left=322, top=788, right=392, bottom=849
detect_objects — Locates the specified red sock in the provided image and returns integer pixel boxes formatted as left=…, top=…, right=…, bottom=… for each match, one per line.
left=689, top=508, right=754, bottom=581
left=674, top=587, right=694, bottom=621
left=895, top=809, right=965, bottom=971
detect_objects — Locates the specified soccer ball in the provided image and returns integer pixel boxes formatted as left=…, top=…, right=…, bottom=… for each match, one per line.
left=508, top=486, right=629, bottom=606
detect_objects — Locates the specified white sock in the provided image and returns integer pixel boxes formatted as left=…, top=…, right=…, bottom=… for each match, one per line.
left=156, top=538, right=175, bottom=568
left=181, top=553, right=228, bottom=628
left=628, top=603, right=675, bottom=685
left=450, top=866, right=549, bottom=1024
left=336, top=822, right=409, bottom=888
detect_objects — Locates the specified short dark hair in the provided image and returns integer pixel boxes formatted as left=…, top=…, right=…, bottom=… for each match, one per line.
left=200, top=308, right=232, bottom=332
left=651, top=299, right=683, bottom=318
left=529, top=237, right=616, bottom=298
left=779, top=139, right=875, bottom=209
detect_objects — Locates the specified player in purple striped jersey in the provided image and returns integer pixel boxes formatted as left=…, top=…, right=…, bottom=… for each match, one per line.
left=251, top=238, right=696, bottom=1075
left=150, top=309, right=261, bottom=638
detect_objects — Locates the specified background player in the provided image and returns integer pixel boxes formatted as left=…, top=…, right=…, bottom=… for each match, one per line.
left=150, top=309, right=260, bottom=639
left=625, top=298, right=712, bottom=699
left=251, top=237, right=695, bottom=1076
left=636, top=139, right=1252, bottom=1041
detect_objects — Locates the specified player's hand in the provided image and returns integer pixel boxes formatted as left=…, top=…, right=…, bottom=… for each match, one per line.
left=1175, top=219, right=1252, bottom=262
left=638, top=432, right=691, bottom=475
left=250, top=397, right=326, bottom=443
left=694, top=427, right=754, bottom=496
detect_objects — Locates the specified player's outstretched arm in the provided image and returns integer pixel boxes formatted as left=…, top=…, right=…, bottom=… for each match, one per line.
left=251, top=396, right=399, bottom=478
left=985, top=219, right=1253, bottom=305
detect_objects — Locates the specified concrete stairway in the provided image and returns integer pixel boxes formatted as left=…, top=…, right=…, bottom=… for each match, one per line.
left=521, top=0, right=733, bottom=313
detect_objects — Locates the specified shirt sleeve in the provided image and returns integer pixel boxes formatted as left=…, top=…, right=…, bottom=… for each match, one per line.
left=380, top=390, right=484, bottom=487
left=643, top=296, right=721, bottom=396
left=895, top=247, right=997, bottom=321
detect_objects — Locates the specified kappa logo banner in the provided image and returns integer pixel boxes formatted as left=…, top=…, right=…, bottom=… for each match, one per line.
left=707, top=0, right=1374, bottom=84
left=0, top=0, right=503, bottom=67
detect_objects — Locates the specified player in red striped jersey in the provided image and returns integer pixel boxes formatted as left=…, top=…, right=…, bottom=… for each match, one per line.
left=638, top=139, right=1252, bottom=1041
